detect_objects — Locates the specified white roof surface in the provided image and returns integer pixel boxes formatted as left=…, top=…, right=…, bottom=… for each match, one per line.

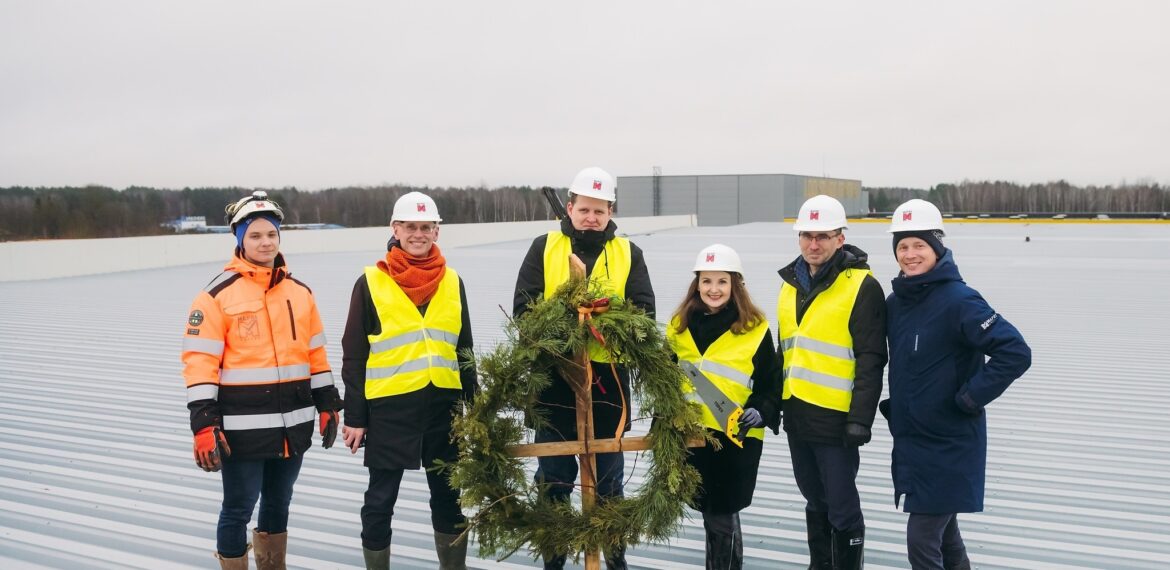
left=1, top=220, right=1168, bottom=569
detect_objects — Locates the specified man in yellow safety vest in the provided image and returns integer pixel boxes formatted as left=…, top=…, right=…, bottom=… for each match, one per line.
left=340, top=191, right=477, bottom=570
left=776, top=195, right=888, bottom=569
left=512, top=167, right=655, bottom=570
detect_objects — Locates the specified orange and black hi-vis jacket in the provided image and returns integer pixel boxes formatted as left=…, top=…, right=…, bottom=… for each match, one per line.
left=182, top=254, right=341, bottom=460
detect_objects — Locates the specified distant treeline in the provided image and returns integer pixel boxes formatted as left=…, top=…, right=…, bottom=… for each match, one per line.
left=1, top=180, right=1166, bottom=241
left=868, top=180, right=1167, bottom=214
left=0, top=185, right=555, bottom=241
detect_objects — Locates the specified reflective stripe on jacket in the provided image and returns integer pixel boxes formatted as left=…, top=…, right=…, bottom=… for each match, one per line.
left=668, top=317, right=769, bottom=441
left=777, top=268, right=869, bottom=412
left=364, top=266, right=462, bottom=399
left=543, top=231, right=631, bottom=362
left=182, top=254, right=339, bottom=459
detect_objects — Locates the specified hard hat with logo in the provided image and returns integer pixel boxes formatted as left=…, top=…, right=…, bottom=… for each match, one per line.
left=693, top=243, right=743, bottom=274
left=225, top=191, right=285, bottom=230
left=888, top=199, right=945, bottom=235
left=392, top=191, right=442, bottom=222
left=793, top=194, right=848, bottom=231
left=568, top=166, right=617, bottom=203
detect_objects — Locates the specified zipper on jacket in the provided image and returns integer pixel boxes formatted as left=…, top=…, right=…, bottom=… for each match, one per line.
left=913, top=334, right=919, bottom=352
left=286, top=300, right=297, bottom=340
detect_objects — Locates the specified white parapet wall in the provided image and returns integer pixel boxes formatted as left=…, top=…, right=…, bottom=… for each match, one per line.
left=0, top=215, right=695, bottom=282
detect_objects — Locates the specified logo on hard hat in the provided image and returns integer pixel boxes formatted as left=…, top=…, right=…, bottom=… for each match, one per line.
left=592, top=180, right=602, bottom=190
left=417, top=203, right=426, bottom=212
left=903, top=211, right=912, bottom=221
left=809, top=210, right=820, bottom=220
left=256, top=202, right=266, bottom=208
left=706, top=253, right=715, bottom=263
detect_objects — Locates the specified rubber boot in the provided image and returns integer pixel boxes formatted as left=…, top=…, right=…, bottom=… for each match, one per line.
left=362, top=546, right=390, bottom=570
left=215, top=544, right=251, bottom=570
left=434, top=531, right=468, bottom=570
left=805, top=511, right=832, bottom=569
left=605, top=543, right=628, bottom=570
left=703, top=513, right=743, bottom=570
left=831, top=527, right=865, bottom=570
left=542, top=553, right=567, bottom=570
left=252, top=529, right=287, bottom=570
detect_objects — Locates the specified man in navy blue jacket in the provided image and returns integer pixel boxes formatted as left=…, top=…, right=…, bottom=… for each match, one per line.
left=881, top=200, right=1032, bottom=570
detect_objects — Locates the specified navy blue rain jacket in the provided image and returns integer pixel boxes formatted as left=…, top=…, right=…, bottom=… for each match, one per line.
left=881, top=250, right=1031, bottom=513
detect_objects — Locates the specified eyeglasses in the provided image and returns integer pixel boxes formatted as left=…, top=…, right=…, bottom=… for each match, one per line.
left=394, top=222, right=438, bottom=235
left=798, top=231, right=841, bottom=244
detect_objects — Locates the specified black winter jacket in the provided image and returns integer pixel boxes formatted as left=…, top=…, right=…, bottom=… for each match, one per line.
left=681, top=305, right=782, bottom=514
left=512, top=218, right=655, bottom=436
left=341, top=263, right=477, bottom=471
left=777, top=244, right=888, bottom=445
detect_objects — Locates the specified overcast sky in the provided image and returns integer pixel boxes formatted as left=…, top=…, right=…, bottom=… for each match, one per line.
left=2, top=1, right=1167, bottom=191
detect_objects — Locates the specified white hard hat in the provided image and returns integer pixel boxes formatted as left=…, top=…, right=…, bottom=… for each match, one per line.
left=226, top=191, right=284, bottom=230
left=568, top=166, right=617, bottom=202
left=888, top=199, right=945, bottom=234
left=693, top=243, right=743, bottom=274
left=392, top=191, right=442, bottom=222
left=793, top=195, right=848, bottom=231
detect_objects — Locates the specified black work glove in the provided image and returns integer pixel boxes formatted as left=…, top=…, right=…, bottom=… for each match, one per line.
left=843, top=422, right=871, bottom=446
left=319, top=410, right=339, bottom=449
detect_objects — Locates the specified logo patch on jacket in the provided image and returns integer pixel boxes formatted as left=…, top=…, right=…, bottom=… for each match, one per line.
left=237, top=314, right=260, bottom=340
left=980, top=313, right=1000, bottom=330
left=188, top=310, right=204, bottom=326
left=187, top=328, right=200, bottom=335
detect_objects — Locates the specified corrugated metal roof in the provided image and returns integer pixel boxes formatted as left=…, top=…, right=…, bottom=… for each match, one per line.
left=1, top=221, right=1168, bottom=569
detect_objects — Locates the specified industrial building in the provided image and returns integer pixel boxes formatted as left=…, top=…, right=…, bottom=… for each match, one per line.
left=617, top=172, right=868, bottom=226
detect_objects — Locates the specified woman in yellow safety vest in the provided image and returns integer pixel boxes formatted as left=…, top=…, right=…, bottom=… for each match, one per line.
left=667, top=244, right=782, bottom=570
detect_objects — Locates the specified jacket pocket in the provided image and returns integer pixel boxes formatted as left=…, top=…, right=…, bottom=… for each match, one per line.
left=223, top=300, right=268, bottom=346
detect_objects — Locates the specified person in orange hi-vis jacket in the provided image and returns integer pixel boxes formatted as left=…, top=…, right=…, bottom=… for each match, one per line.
left=181, top=190, right=342, bottom=570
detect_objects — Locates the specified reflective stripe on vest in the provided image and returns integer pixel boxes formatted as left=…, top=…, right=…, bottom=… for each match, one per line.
left=364, top=266, right=462, bottom=400
left=667, top=317, right=768, bottom=441
left=187, top=383, right=219, bottom=403
left=543, top=231, right=632, bottom=362
left=222, top=405, right=316, bottom=431
left=777, top=269, right=869, bottom=412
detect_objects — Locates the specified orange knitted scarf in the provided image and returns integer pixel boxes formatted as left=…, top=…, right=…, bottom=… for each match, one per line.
left=378, top=244, right=447, bottom=306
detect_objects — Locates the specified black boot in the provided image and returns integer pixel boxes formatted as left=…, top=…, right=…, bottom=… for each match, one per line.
left=831, top=527, right=864, bottom=570
left=703, top=512, right=743, bottom=570
left=542, top=553, right=566, bottom=570
left=605, top=544, right=628, bottom=570
left=805, top=511, right=832, bottom=569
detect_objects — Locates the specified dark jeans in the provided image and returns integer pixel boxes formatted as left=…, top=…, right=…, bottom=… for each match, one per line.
left=361, top=466, right=466, bottom=551
left=787, top=433, right=863, bottom=532
left=217, top=455, right=304, bottom=558
left=907, top=513, right=970, bottom=570
left=533, top=428, right=625, bottom=500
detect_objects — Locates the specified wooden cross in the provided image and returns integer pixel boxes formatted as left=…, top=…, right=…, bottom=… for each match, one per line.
left=504, top=336, right=653, bottom=570
left=505, top=298, right=702, bottom=570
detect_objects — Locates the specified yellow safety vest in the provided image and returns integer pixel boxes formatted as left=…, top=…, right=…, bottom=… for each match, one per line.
left=364, top=266, right=463, bottom=400
left=776, top=269, right=869, bottom=412
left=667, top=317, right=768, bottom=441
left=543, top=231, right=632, bottom=362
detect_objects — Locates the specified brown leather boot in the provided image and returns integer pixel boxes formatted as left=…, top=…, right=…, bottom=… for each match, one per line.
left=215, top=544, right=251, bottom=569
left=252, top=529, right=287, bottom=570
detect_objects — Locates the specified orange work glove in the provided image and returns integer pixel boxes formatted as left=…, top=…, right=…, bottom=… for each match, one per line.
left=193, top=426, right=230, bottom=472
left=320, top=410, right=339, bottom=449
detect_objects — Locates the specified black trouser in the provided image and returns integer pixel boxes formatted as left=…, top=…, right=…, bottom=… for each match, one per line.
left=907, top=513, right=970, bottom=570
left=787, top=433, right=863, bottom=532
left=360, top=466, right=465, bottom=551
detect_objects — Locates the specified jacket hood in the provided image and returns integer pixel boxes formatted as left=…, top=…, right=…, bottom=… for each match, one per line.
left=779, top=243, right=872, bottom=286
left=891, top=249, right=962, bottom=301
left=227, top=251, right=288, bottom=290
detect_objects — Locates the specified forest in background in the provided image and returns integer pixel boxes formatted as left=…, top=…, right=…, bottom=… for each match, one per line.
left=1, top=180, right=1166, bottom=241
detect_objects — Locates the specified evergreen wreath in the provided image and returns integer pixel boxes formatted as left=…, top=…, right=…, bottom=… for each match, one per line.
left=447, top=276, right=707, bottom=562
